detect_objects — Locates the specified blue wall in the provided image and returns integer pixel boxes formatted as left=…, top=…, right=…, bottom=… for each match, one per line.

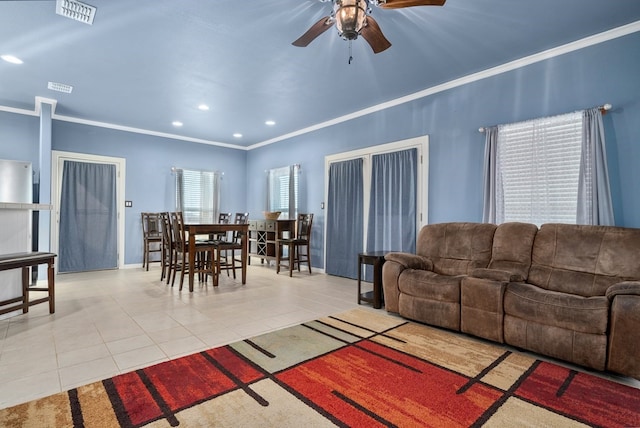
left=51, top=121, right=248, bottom=264
left=246, top=32, right=640, bottom=268
left=0, top=113, right=39, bottom=163
left=0, top=117, right=247, bottom=265
left=1, top=31, right=639, bottom=268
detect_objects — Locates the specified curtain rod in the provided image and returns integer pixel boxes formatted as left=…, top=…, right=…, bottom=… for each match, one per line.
left=478, top=103, right=612, bottom=133
left=171, top=167, right=224, bottom=175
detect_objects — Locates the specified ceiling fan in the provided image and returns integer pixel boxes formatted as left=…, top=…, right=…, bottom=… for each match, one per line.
left=292, top=0, right=446, bottom=54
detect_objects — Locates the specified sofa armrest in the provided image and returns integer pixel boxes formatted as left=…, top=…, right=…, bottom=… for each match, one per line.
left=383, top=252, right=432, bottom=314
left=606, top=281, right=640, bottom=300
left=606, top=281, right=640, bottom=378
left=470, top=268, right=524, bottom=283
left=384, top=252, right=433, bottom=271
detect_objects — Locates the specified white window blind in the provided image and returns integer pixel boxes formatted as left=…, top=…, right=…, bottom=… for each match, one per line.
left=175, top=169, right=220, bottom=223
left=497, top=111, right=582, bottom=225
left=267, top=165, right=299, bottom=220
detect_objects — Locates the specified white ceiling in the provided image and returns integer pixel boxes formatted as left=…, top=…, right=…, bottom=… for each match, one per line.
left=1, top=0, right=640, bottom=148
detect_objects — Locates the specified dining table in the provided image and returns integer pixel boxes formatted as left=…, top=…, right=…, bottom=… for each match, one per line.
left=185, top=223, right=249, bottom=292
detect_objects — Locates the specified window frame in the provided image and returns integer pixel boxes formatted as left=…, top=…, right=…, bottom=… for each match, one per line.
left=175, top=168, right=221, bottom=224
left=267, top=165, right=299, bottom=220
left=496, top=111, right=583, bottom=226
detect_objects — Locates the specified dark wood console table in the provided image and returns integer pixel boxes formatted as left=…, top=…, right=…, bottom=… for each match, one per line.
left=357, top=251, right=387, bottom=309
left=0, top=252, right=56, bottom=316
left=248, top=219, right=296, bottom=264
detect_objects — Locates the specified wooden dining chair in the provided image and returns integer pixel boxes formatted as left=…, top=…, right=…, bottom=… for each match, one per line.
left=141, top=212, right=163, bottom=271
left=215, top=212, right=249, bottom=279
left=159, top=212, right=173, bottom=282
left=199, top=212, right=232, bottom=285
left=169, top=212, right=186, bottom=287
left=210, top=212, right=231, bottom=242
left=170, top=211, right=217, bottom=289
left=276, top=213, right=314, bottom=277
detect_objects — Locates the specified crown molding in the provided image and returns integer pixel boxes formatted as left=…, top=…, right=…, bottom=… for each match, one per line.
left=1, top=21, right=638, bottom=152
left=251, top=20, right=640, bottom=149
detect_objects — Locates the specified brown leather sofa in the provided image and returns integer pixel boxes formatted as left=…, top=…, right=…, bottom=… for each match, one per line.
left=382, top=222, right=640, bottom=379
left=383, top=222, right=497, bottom=331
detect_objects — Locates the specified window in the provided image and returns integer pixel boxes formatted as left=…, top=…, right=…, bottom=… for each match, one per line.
left=496, top=111, right=582, bottom=225
left=175, top=168, right=220, bottom=223
left=267, top=165, right=299, bottom=220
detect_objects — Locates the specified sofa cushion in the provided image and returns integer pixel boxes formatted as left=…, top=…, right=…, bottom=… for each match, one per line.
left=504, top=282, right=609, bottom=335
left=398, top=269, right=462, bottom=303
left=487, top=222, right=538, bottom=280
left=417, top=222, right=497, bottom=276
left=529, top=223, right=640, bottom=297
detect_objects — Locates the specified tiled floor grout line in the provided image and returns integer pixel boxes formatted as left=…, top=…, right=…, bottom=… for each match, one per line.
left=0, top=265, right=370, bottom=408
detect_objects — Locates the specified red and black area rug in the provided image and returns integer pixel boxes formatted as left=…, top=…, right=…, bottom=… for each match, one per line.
left=2, top=308, right=639, bottom=427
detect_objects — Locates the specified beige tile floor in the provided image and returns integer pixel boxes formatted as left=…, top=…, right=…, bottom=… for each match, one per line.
left=0, top=264, right=637, bottom=411
left=0, top=263, right=373, bottom=409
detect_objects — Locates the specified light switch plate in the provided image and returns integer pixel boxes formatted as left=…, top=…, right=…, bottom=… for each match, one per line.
left=125, top=201, right=132, bottom=207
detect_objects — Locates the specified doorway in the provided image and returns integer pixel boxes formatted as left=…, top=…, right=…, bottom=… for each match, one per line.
left=51, top=151, right=126, bottom=272
left=324, top=136, right=428, bottom=279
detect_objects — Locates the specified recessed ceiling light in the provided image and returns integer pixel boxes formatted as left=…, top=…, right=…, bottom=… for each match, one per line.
left=265, top=120, right=276, bottom=126
left=172, top=121, right=183, bottom=127
left=198, top=104, right=209, bottom=111
left=1, top=55, right=23, bottom=64
left=233, top=133, right=242, bottom=138
left=48, top=81, right=73, bottom=93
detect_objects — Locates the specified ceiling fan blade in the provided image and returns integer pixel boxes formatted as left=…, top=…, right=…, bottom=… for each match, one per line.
left=360, top=16, right=391, bottom=54
left=292, top=16, right=334, bottom=47
left=378, top=0, right=446, bottom=9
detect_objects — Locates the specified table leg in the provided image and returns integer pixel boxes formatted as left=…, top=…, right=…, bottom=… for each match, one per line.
left=22, top=267, right=29, bottom=313
left=188, top=235, right=196, bottom=292
left=357, top=255, right=362, bottom=305
left=48, top=258, right=55, bottom=313
left=289, top=243, right=294, bottom=277
left=241, top=232, right=247, bottom=284
left=373, top=258, right=383, bottom=309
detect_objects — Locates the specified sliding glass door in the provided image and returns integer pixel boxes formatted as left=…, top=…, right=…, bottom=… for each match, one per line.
left=325, top=136, right=427, bottom=280
left=326, top=159, right=364, bottom=278
left=367, top=148, right=417, bottom=254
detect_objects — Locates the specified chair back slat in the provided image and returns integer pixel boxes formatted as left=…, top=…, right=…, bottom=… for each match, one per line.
left=171, top=211, right=186, bottom=250
left=142, top=212, right=162, bottom=237
left=232, top=212, right=249, bottom=243
left=296, top=213, right=313, bottom=241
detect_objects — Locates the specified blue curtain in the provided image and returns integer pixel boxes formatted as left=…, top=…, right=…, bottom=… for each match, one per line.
left=326, top=158, right=363, bottom=279
left=59, top=161, right=117, bottom=273
left=577, top=108, right=614, bottom=225
left=482, top=126, right=500, bottom=223
left=366, top=148, right=417, bottom=254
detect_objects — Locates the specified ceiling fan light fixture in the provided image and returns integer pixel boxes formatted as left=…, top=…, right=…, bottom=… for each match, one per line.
left=334, top=0, right=368, bottom=40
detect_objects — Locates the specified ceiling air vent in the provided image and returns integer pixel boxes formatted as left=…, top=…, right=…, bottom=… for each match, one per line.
left=55, top=0, right=96, bottom=25
left=48, top=81, right=73, bottom=94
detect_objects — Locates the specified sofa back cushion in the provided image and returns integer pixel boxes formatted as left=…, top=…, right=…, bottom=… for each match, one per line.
left=488, top=222, right=539, bottom=280
left=529, top=223, right=640, bottom=297
left=417, top=222, right=497, bottom=276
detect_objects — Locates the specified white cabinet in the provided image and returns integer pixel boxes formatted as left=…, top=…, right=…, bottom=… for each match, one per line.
left=0, top=203, right=51, bottom=319
left=0, top=206, right=31, bottom=319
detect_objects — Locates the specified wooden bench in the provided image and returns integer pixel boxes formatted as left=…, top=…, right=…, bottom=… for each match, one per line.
left=0, top=252, right=56, bottom=316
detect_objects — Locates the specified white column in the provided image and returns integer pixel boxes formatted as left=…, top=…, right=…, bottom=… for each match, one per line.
left=37, top=101, right=54, bottom=279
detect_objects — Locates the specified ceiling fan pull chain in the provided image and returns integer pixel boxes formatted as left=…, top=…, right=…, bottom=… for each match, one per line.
left=348, top=40, right=354, bottom=64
